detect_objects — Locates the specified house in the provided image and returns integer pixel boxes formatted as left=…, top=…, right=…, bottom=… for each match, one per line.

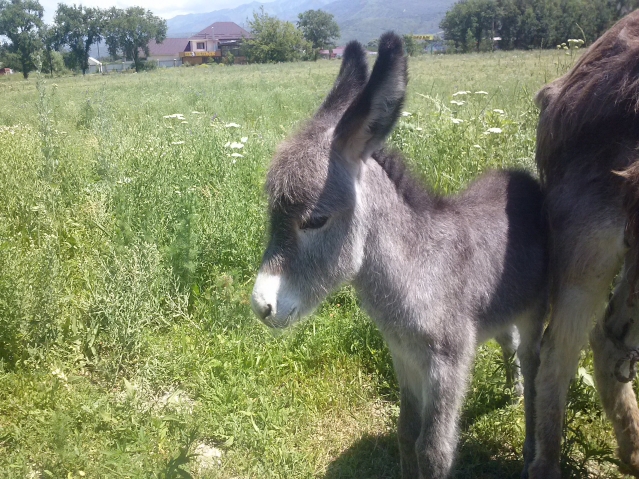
left=88, top=57, right=102, bottom=74
left=319, top=47, right=346, bottom=59
left=0, top=67, right=13, bottom=75
left=147, top=22, right=250, bottom=66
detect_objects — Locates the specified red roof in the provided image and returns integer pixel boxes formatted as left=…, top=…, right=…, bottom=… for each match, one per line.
left=147, top=22, right=249, bottom=57
left=148, top=38, right=190, bottom=56
left=196, top=22, right=250, bottom=41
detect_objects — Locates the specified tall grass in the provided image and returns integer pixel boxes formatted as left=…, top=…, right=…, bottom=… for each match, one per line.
left=0, top=51, right=630, bottom=478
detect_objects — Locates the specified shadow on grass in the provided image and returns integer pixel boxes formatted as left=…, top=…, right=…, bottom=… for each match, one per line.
left=323, top=430, right=527, bottom=479
left=323, top=432, right=400, bottom=479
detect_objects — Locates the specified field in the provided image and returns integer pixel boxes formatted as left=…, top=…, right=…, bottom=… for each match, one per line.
left=0, top=50, right=633, bottom=478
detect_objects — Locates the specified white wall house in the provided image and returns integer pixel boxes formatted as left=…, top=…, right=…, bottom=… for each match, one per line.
left=146, top=22, right=250, bottom=66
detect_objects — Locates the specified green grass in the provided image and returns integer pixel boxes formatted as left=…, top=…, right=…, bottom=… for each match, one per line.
left=0, top=51, right=632, bottom=478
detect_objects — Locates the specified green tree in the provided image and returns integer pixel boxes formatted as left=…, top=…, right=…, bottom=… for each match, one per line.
left=243, top=7, right=311, bottom=63
left=403, top=34, right=418, bottom=56
left=441, top=0, right=639, bottom=52
left=441, top=0, right=497, bottom=52
left=40, top=23, right=62, bottom=77
left=297, top=9, right=339, bottom=60
left=0, top=0, right=43, bottom=78
left=103, top=7, right=166, bottom=73
left=55, top=4, right=104, bottom=75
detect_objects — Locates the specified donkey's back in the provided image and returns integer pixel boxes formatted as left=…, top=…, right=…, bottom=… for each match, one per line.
left=454, top=169, right=548, bottom=335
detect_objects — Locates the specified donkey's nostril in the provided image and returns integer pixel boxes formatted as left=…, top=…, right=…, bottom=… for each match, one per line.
left=263, top=303, right=273, bottom=319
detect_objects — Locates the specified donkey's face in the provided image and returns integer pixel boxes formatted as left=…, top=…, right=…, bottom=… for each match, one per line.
left=251, top=33, right=407, bottom=328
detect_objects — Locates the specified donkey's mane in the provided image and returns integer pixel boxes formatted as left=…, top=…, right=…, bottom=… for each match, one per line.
left=536, top=9, right=639, bottom=184
left=371, top=148, right=439, bottom=212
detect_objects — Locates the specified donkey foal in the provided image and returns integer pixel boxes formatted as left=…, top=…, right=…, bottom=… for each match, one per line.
left=251, top=33, right=548, bottom=479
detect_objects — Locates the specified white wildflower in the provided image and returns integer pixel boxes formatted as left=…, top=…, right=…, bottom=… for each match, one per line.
left=225, top=122, right=240, bottom=128
left=401, top=111, right=412, bottom=117
left=171, top=141, right=185, bottom=145
left=181, top=121, right=188, bottom=124
left=224, top=142, right=230, bottom=147
left=450, top=100, right=465, bottom=106
left=163, top=114, right=185, bottom=120
left=451, top=118, right=464, bottom=124
left=485, top=127, right=503, bottom=134
left=229, top=142, right=244, bottom=149
left=474, top=91, right=488, bottom=95
left=416, top=127, right=423, bottom=131
left=493, top=109, right=505, bottom=114
left=193, top=443, right=223, bottom=473
left=452, top=91, right=470, bottom=96
left=240, top=136, right=248, bottom=143
left=191, top=111, right=203, bottom=114
left=51, top=368, right=68, bottom=382
left=473, top=144, right=482, bottom=149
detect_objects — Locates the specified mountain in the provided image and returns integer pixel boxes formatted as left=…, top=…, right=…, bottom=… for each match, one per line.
left=167, top=0, right=333, bottom=37
left=166, top=0, right=456, bottom=43
left=326, top=0, right=455, bottom=43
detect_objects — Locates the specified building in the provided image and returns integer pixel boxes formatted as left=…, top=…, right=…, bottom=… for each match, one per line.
left=88, top=57, right=102, bottom=74
left=319, top=47, right=346, bottom=59
left=147, top=22, right=250, bottom=66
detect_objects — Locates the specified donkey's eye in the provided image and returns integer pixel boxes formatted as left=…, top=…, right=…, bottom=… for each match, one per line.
left=299, top=216, right=329, bottom=230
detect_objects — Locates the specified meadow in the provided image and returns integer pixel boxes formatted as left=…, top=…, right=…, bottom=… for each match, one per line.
left=0, top=49, right=632, bottom=478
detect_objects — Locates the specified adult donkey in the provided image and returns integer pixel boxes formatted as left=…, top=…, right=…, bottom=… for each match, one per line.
left=252, top=33, right=548, bottom=478
left=529, top=10, right=639, bottom=479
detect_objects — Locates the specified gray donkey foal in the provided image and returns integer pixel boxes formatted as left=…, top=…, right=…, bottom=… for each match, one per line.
left=251, top=33, right=548, bottom=478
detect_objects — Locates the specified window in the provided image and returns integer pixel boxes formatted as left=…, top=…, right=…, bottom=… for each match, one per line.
left=196, top=42, right=205, bottom=50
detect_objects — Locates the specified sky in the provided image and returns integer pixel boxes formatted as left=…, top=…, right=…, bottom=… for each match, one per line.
left=40, top=0, right=273, bottom=23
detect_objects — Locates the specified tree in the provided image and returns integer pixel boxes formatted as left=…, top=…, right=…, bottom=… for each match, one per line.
left=297, top=9, right=339, bottom=59
left=40, top=23, right=62, bottom=77
left=55, top=4, right=104, bottom=75
left=441, top=0, right=639, bottom=52
left=0, top=0, right=43, bottom=79
left=403, top=34, right=418, bottom=56
left=243, top=7, right=311, bottom=63
left=104, top=7, right=166, bottom=73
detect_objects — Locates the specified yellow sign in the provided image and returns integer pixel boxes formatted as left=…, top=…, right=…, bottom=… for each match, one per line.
left=180, top=51, right=220, bottom=57
left=412, top=34, right=436, bottom=41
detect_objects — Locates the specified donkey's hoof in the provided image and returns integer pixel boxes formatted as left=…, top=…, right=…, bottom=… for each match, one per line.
left=617, top=441, right=639, bottom=477
left=527, top=461, right=561, bottom=479
left=619, top=462, right=639, bottom=478
left=618, top=451, right=639, bottom=478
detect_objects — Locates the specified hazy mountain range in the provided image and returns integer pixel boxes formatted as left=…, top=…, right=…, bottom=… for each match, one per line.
left=166, top=0, right=456, bottom=43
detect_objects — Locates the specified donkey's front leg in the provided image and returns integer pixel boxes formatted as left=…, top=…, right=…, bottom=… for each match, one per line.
left=398, top=385, right=422, bottom=478
left=590, top=258, right=639, bottom=476
left=415, top=343, right=475, bottom=479
left=394, top=354, right=423, bottom=478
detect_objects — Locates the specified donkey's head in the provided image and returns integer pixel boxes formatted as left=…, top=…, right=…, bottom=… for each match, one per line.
left=251, top=32, right=407, bottom=328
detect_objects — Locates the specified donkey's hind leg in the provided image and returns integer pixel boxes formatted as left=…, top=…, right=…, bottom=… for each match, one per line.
left=591, top=257, right=639, bottom=476
left=495, top=326, right=524, bottom=398
left=516, top=304, right=545, bottom=479
left=529, top=190, right=626, bottom=479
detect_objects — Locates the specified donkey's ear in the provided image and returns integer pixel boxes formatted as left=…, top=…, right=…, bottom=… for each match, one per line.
left=332, top=32, right=407, bottom=162
left=317, top=41, right=369, bottom=115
